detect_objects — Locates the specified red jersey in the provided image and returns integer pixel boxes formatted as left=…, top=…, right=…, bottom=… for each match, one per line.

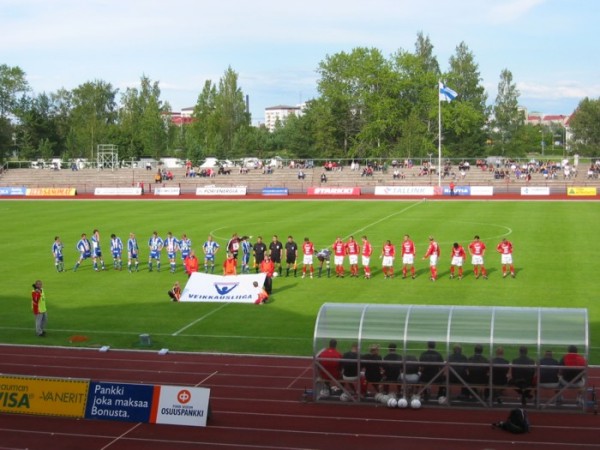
left=362, top=240, right=373, bottom=257
left=318, top=347, right=342, bottom=379
left=401, top=240, right=415, bottom=256
left=424, top=241, right=440, bottom=258
left=260, top=259, right=275, bottom=277
left=332, top=240, right=346, bottom=257
left=382, top=243, right=395, bottom=257
left=184, top=255, right=199, bottom=274
left=451, top=246, right=466, bottom=258
left=346, top=240, right=359, bottom=255
left=496, top=241, right=513, bottom=254
left=302, top=241, right=314, bottom=255
left=469, top=240, right=486, bottom=256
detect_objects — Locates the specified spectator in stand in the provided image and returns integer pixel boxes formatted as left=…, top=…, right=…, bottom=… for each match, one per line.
left=297, top=169, right=305, bottom=180
left=320, top=172, right=327, bottom=183
left=559, top=345, right=587, bottom=388
left=510, top=346, right=536, bottom=406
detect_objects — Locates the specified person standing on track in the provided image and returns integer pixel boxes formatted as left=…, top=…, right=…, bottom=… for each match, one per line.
left=31, top=280, right=47, bottom=337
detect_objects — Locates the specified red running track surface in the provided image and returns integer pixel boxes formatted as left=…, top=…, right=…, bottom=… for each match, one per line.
left=0, top=345, right=598, bottom=450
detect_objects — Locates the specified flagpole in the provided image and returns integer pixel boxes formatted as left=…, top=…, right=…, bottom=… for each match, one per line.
left=438, top=80, right=442, bottom=187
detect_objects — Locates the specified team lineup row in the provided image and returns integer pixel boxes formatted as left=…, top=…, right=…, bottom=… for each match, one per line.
left=51, top=231, right=516, bottom=280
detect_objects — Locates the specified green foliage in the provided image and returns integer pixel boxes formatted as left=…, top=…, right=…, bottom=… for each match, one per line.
left=570, top=97, right=600, bottom=155
left=1, top=200, right=599, bottom=362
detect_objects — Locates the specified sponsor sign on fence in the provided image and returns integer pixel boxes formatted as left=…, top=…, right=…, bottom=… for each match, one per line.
left=180, top=272, right=267, bottom=303
left=262, top=187, right=289, bottom=196
left=307, top=187, right=360, bottom=196
left=470, top=186, right=494, bottom=196
left=151, top=385, right=211, bottom=427
left=196, top=186, right=247, bottom=196
left=0, top=375, right=88, bottom=418
left=374, top=186, right=435, bottom=196
left=85, top=381, right=155, bottom=423
left=94, top=187, right=143, bottom=196
left=27, top=187, right=76, bottom=196
left=521, top=186, right=550, bottom=196
left=441, top=186, right=471, bottom=196
left=0, top=186, right=26, bottom=196
left=154, top=187, right=181, bottom=196
left=567, top=187, right=597, bottom=196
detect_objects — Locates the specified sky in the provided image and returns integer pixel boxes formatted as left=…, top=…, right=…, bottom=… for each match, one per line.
left=2, top=0, right=599, bottom=125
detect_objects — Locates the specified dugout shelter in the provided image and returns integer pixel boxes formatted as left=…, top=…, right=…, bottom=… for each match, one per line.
left=313, top=303, right=589, bottom=410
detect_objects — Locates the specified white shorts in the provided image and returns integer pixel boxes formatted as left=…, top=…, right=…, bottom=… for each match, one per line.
left=501, top=254, right=513, bottom=265
left=303, top=254, right=313, bottom=265
left=471, top=255, right=484, bottom=265
left=362, top=256, right=371, bottom=267
left=402, top=254, right=414, bottom=265
left=334, top=255, right=344, bottom=266
left=428, top=255, right=438, bottom=267
left=451, top=256, right=464, bottom=267
left=382, top=256, right=394, bottom=267
left=348, top=254, right=358, bottom=265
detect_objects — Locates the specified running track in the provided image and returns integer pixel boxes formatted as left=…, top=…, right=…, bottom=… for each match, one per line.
left=0, top=345, right=599, bottom=450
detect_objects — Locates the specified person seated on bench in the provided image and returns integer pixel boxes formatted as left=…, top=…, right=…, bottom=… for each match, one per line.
left=489, top=347, right=510, bottom=404
left=361, top=344, right=383, bottom=396
left=465, top=344, right=489, bottom=400
left=510, top=346, right=535, bottom=406
left=559, top=345, right=586, bottom=388
left=381, top=343, right=402, bottom=396
left=399, top=353, right=420, bottom=398
left=340, top=343, right=359, bottom=395
left=419, top=341, right=446, bottom=400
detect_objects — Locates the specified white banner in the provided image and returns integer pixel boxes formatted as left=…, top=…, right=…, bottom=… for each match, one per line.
left=152, top=385, right=210, bottom=427
left=521, top=186, right=550, bottom=196
left=374, top=186, right=435, bottom=196
left=180, top=272, right=266, bottom=303
left=196, top=186, right=247, bottom=196
left=154, top=187, right=181, bottom=196
left=470, top=186, right=494, bottom=196
left=94, top=187, right=142, bottom=196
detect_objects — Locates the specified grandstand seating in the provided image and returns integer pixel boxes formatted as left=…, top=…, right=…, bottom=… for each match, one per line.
left=0, top=162, right=596, bottom=195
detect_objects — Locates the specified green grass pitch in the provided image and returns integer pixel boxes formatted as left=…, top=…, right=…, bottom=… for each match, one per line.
left=1, top=199, right=598, bottom=362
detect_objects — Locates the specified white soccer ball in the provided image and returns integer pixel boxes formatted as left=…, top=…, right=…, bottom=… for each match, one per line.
left=380, top=394, right=390, bottom=405
left=319, top=388, right=330, bottom=399
left=438, top=396, right=447, bottom=405
left=411, top=398, right=422, bottom=409
left=387, top=397, right=398, bottom=408
left=374, top=393, right=383, bottom=403
left=397, top=397, right=408, bottom=408
left=272, top=271, right=278, bottom=278
left=340, top=392, right=351, bottom=402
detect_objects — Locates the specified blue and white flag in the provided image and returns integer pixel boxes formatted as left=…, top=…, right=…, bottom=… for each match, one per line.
left=439, top=82, right=458, bottom=102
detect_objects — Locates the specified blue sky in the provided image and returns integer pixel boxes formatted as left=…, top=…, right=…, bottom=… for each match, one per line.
left=2, top=0, right=599, bottom=125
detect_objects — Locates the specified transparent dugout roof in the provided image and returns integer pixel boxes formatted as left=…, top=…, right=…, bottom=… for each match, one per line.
left=313, top=304, right=588, bottom=357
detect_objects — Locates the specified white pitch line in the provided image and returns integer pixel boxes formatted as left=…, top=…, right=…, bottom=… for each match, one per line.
left=344, top=200, right=425, bottom=239
left=196, top=370, right=219, bottom=387
left=171, top=303, right=230, bottom=336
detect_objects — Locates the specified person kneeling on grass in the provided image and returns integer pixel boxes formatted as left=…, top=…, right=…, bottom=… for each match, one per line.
left=168, top=281, right=181, bottom=302
left=253, top=281, right=269, bottom=305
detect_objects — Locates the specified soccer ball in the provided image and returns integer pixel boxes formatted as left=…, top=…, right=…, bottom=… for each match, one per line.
left=411, top=398, right=422, bottom=409
left=438, top=396, right=447, bottom=405
left=387, top=397, right=398, bottom=408
left=397, top=397, right=408, bottom=408
left=339, top=392, right=351, bottom=402
left=272, top=271, right=278, bottom=278
left=319, top=388, right=330, bottom=399
left=374, top=393, right=383, bottom=403
left=379, top=394, right=390, bottom=405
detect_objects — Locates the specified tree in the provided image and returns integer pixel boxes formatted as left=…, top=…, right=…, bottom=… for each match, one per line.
left=70, top=80, right=118, bottom=159
left=569, top=97, right=600, bottom=156
left=492, top=69, right=524, bottom=155
left=0, top=64, right=29, bottom=118
left=443, top=42, right=489, bottom=157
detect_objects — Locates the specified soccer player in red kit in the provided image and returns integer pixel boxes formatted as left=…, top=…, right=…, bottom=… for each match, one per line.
left=346, top=236, right=360, bottom=277
left=401, top=234, right=416, bottom=279
left=301, top=237, right=315, bottom=278
left=381, top=240, right=396, bottom=278
left=422, top=236, right=440, bottom=281
left=332, top=237, right=347, bottom=278
left=361, top=235, right=373, bottom=279
left=450, top=242, right=466, bottom=279
left=468, top=235, right=488, bottom=279
left=496, top=238, right=515, bottom=278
